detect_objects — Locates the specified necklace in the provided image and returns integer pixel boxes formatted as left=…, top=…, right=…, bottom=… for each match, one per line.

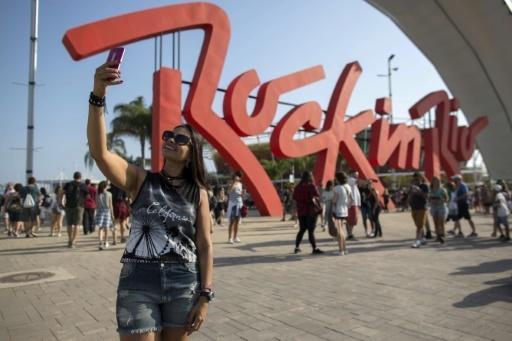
left=160, top=170, right=186, bottom=187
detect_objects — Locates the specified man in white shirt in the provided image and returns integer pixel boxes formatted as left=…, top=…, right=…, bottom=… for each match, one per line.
left=347, top=171, right=361, bottom=240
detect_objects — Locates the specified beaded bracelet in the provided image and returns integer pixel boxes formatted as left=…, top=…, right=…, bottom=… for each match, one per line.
left=89, top=92, right=105, bottom=107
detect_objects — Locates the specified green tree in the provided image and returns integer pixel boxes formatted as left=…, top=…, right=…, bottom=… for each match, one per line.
left=111, top=96, right=152, bottom=167
left=84, top=133, right=130, bottom=170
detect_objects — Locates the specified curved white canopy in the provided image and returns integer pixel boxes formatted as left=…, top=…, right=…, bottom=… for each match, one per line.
left=367, top=0, right=512, bottom=179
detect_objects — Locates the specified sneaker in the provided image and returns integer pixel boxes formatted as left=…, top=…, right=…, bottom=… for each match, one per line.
left=411, top=240, right=421, bottom=248
left=105, top=242, right=110, bottom=248
left=338, top=251, right=345, bottom=256
left=294, top=247, right=301, bottom=254
left=312, top=248, right=324, bottom=255
left=234, top=237, right=241, bottom=243
left=228, top=238, right=234, bottom=244
left=468, top=232, right=478, bottom=238
left=98, top=243, right=103, bottom=251
left=420, top=238, right=427, bottom=246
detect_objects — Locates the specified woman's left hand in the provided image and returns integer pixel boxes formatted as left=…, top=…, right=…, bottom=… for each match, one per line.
left=186, top=298, right=208, bottom=335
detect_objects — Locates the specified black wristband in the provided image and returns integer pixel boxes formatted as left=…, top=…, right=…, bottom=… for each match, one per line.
left=89, top=92, right=105, bottom=107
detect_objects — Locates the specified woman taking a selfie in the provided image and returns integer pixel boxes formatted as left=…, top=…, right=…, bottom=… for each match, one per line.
left=88, top=60, right=214, bottom=341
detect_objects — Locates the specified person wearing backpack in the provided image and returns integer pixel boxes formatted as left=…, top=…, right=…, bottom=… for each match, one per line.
left=20, top=177, right=41, bottom=238
left=63, top=171, right=89, bottom=248
left=39, top=187, right=54, bottom=227
left=5, top=183, right=23, bottom=237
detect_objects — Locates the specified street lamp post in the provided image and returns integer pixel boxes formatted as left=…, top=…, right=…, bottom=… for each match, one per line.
left=377, top=54, right=399, bottom=190
left=377, top=54, right=398, bottom=123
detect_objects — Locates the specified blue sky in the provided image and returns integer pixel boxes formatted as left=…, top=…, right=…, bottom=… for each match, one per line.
left=0, top=0, right=456, bottom=184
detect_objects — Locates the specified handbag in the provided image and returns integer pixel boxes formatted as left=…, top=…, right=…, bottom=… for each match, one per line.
left=312, top=197, right=322, bottom=216
left=241, top=205, right=248, bottom=218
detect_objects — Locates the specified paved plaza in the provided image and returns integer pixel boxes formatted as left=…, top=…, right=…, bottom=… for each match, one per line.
left=0, top=212, right=511, bottom=341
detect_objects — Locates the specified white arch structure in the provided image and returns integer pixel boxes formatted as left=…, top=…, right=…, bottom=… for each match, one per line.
left=367, top=0, right=512, bottom=179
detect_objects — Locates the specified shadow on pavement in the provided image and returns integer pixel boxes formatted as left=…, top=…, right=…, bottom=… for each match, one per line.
left=453, top=276, right=512, bottom=308
left=450, top=259, right=512, bottom=276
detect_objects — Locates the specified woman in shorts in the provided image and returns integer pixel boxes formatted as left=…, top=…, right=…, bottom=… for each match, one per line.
left=332, top=172, right=353, bottom=255
left=88, top=61, right=213, bottom=340
left=428, top=176, right=448, bottom=244
left=95, top=181, right=115, bottom=250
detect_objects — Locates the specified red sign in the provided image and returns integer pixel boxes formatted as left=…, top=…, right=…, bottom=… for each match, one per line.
left=63, top=2, right=488, bottom=216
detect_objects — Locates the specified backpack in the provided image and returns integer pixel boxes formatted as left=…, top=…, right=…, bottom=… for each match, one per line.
left=65, top=182, right=82, bottom=208
left=8, top=195, right=22, bottom=213
left=23, top=192, right=36, bottom=208
left=42, top=195, right=53, bottom=208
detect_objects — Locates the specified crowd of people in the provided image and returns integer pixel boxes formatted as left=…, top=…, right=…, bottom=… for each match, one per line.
left=2, top=170, right=510, bottom=254
left=1, top=171, right=131, bottom=250
left=275, top=171, right=511, bottom=256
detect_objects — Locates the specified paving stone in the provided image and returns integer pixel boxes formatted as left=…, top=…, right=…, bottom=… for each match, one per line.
left=0, top=212, right=510, bottom=340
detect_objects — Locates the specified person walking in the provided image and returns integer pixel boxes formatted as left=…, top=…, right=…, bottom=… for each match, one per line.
left=2, top=183, right=15, bottom=236
left=213, top=185, right=225, bottom=226
left=293, top=171, right=324, bottom=255
left=428, top=176, right=448, bottom=244
left=226, top=171, right=243, bottom=244
left=368, top=180, right=383, bottom=238
left=20, top=176, right=41, bottom=238
left=83, top=179, right=97, bottom=235
left=110, top=184, right=130, bottom=244
left=50, top=185, right=65, bottom=237
left=88, top=62, right=213, bottom=339
left=360, top=181, right=374, bottom=237
left=452, top=175, right=478, bottom=237
left=493, top=184, right=510, bottom=242
left=63, top=171, right=89, bottom=248
left=409, top=173, right=429, bottom=248
left=332, top=172, right=353, bottom=255
left=95, top=181, right=115, bottom=250
left=5, top=183, right=23, bottom=237
left=346, top=171, right=361, bottom=240
left=321, top=180, right=334, bottom=234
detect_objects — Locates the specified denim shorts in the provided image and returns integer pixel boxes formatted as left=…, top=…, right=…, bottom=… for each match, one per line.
left=430, top=205, right=447, bottom=218
left=116, top=262, right=201, bottom=335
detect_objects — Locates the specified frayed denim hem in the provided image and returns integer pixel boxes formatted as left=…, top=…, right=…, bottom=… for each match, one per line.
left=117, top=326, right=162, bottom=335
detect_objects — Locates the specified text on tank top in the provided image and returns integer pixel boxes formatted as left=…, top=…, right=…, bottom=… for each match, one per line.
left=120, top=172, right=200, bottom=264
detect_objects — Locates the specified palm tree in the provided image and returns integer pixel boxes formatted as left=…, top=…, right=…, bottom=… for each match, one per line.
left=84, top=133, right=130, bottom=170
left=111, top=96, right=152, bottom=167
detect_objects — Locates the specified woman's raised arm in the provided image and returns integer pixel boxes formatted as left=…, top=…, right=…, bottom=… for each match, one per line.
left=87, top=62, right=146, bottom=199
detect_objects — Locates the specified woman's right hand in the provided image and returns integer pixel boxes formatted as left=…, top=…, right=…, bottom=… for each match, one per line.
left=92, top=62, right=123, bottom=97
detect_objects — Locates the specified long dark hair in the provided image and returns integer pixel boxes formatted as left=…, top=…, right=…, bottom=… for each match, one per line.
left=98, top=181, right=108, bottom=194
left=325, top=180, right=333, bottom=191
left=300, top=171, right=313, bottom=185
left=174, top=124, right=208, bottom=190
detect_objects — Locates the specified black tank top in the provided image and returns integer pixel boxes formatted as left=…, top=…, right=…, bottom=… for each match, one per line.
left=120, top=172, right=200, bottom=264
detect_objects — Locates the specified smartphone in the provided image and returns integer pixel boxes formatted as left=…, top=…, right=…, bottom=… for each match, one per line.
left=106, top=47, right=125, bottom=70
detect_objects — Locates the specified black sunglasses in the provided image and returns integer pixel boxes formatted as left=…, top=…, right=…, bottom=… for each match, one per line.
left=162, top=130, right=191, bottom=146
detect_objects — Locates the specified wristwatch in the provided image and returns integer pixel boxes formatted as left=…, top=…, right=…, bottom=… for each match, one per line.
left=199, top=290, right=215, bottom=302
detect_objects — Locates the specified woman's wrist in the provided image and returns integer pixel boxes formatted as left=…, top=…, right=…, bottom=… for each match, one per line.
left=92, top=83, right=106, bottom=98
